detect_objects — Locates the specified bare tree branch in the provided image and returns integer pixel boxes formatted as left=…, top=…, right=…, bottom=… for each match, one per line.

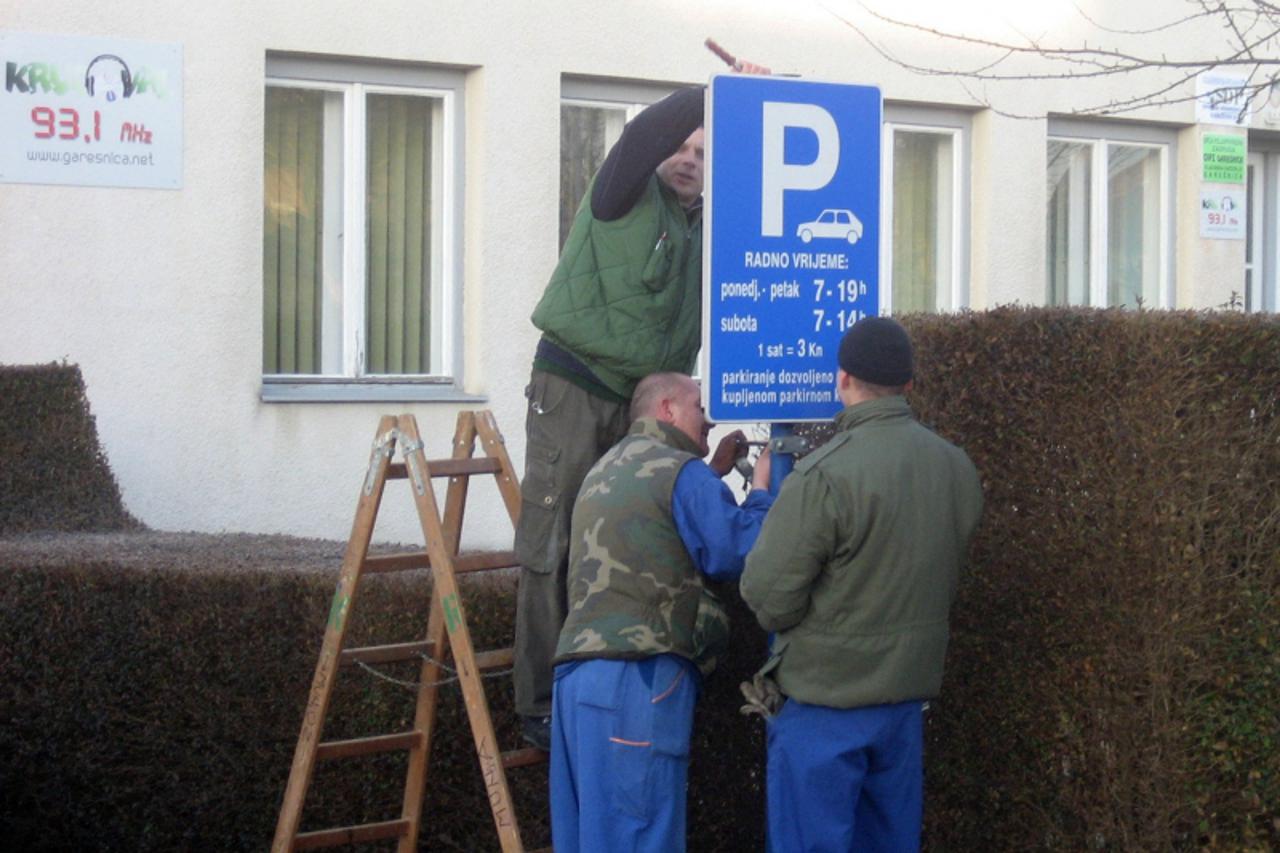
left=818, top=0, right=1280, bottom=118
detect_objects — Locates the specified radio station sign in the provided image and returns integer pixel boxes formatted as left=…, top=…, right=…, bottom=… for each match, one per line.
left=1, top=31, right=182, bottom=189
left=704, top=75, right=881, bottom=422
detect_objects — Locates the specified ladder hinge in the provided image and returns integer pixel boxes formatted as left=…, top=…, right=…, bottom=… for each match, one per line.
left=363, top=428, right=399, bottom=496
left=401, top=438, right=427, bottom=495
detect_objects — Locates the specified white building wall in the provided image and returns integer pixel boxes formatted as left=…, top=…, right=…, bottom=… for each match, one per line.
left=0, top=1, right=1261, bottom=544
left=970, top=112, right=1048, bottom=308
left=1177, top=125, right=1249, bottom=308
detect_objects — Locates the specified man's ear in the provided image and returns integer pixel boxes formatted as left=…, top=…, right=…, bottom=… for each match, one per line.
left=656, top=397, right=675, bottom=423
left=837, top=369, right=854, bottom=391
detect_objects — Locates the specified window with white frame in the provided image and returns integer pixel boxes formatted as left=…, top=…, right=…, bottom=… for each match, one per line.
left=1244, top=142, right=1280, bottom=312
left=1046, top=122, right=1175, bottom=309
left=559, top=79, right=675, bottom=248
left=881, top=106, right=970, bottom=314
left=262, top=56, right=464, bottom=394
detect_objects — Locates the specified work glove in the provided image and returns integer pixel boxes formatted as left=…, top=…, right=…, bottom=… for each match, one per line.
left=738, top=673, right=784, bottom=719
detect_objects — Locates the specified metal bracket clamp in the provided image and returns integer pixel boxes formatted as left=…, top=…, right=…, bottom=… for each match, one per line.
left=766, top=435, right=813, bottom=456
left=363, top=428, right=399, bottom=496
left=400, top=437, right=427, bottom=496
left=734, top=434, right=813, bottom=488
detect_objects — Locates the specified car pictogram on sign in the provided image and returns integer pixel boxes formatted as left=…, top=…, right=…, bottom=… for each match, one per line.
left=797, top=209, right=863, bottom=244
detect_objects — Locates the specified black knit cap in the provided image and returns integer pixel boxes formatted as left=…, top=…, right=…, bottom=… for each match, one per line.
left=838, top=316, right=914, bottom=387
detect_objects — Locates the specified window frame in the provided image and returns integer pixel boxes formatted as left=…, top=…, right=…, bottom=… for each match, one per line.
left=261, top=55, right=476, bottom=403
left=1244, top=134, right=1280, bottom=312
left=1046, top=118, right=1177, bottom=310
left=880, top=104, right=972, bottom=315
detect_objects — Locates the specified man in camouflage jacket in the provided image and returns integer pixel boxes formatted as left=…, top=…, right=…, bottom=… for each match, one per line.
left=549, top=372, right=773, bottom=853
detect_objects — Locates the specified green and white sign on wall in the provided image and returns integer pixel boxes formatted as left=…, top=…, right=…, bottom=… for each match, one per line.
left=1202, top=134, right=1245, bottom=184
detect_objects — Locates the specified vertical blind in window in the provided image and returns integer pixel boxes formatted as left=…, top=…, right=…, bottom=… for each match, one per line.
left=366, top=93, right=436, bottom=375
left=263, top=87, right=325, bottom=374
left=892, top=131, right=953, bottom=313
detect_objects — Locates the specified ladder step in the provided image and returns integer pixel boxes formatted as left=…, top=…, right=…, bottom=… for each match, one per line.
left=340, top=641, right=433, bottom=666
left=293, top=818, right=410, bottom=850
left=386, top=457, right=503, bottom=480
left=456, top=550, right=521, bottom=573
left=501, top=747, right=549, bottom=769
left=473, top=647, right=514, bottom=671
left=363, top=549, right=520, bottom=575
left=362, top=551, right=429, bottom=573
left=315, top=731, right=423, bottom=761
left=340, top=642, right=509, bottom=670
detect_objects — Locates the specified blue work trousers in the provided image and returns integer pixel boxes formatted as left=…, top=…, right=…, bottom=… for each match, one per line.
left=767, top=698, right=924, bottom=853
left=550, top=655, right=699, bottom=853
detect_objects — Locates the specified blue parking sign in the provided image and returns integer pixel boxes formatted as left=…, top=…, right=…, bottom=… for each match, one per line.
left=703, top=75, right=881, bottom=422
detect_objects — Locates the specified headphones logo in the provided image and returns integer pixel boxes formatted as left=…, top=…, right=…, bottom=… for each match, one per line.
left=84, top=54, right=135, bottom=103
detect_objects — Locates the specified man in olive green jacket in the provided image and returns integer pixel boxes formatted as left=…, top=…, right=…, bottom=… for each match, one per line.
left=740, top=316, right=983, bottom=852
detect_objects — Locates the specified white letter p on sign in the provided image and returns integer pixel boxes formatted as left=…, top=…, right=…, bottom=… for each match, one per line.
left=760, top=102, right=840, bottom=237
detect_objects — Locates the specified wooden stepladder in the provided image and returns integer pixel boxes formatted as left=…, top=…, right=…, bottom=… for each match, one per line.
left=272, top=411, right=547, bottom=852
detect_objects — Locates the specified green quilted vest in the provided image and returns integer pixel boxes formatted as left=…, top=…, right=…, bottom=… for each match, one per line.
left=530, top=174, right=703, bottom=400
left=554, top=418, right=730, bottom=676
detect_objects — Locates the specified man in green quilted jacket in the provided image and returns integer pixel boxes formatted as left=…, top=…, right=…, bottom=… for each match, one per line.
left=741, top=317, right=984, bottom=852
left=513, top=60, right=768, bottom=750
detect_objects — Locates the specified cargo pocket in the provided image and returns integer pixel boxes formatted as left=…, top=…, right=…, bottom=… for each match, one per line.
left=640, top=229, right=674, bottom=291
left=514, top=437, right=566, bottom=575
left=608, top=657, right=694, bottom=821
left=513, top=374, right=570, bottom=575
left=647, top=659, right=695, bottom=759
left=608, top=735, right=656, bottom=821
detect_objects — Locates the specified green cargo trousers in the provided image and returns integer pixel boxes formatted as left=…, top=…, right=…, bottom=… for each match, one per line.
left=512, top=368, right=630, bottom=718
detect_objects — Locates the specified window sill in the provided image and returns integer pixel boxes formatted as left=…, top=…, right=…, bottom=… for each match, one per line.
left=260, top=379, right=488, bottom=404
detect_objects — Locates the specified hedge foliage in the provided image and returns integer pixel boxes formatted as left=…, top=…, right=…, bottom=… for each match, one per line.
left=0, top=544, right=764, bottom=851
left=0, top=363, right=140, bottom=534
left=900, top=307, right=1277, bottom=850
left=1, top=308, right=1277, bottom=850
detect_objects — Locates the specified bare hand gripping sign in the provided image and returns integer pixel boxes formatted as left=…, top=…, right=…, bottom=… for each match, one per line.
left=704, top=75, right=881, bottom=422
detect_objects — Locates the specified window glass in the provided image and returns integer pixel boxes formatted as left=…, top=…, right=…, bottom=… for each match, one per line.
left=1046, top=139, right=1092, bottom=307
left=365, top=92, right=442, bottom=375
left=1046, top=127, right=1171, bottom=309
left=263, top=87, right=333, bottom=374
left=263, top=61, right=459, bottom=385
left=559, top=104, right=627, bottom=247
left=892, top=129, right=955, bottom=313
left=1246, top=162, right=1256, bottom=310
left=1107, top=145, right=1162, bottom=308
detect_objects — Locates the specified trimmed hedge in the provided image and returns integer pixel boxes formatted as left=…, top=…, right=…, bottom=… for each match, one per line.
left=0, top=363, right=140, bottom=534
left=0, top=543, right=764, bottom=851
left=902, top=308, right=1277, bottom=850
left=1, top=308, right=1277, bottom=850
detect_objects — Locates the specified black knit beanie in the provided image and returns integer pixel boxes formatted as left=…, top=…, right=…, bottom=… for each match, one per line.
left=837, top=317, right=914, bottom=386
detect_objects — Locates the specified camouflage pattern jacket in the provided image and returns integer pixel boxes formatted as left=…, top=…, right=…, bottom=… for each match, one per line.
left=554, top=418, right=730, bottom=676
